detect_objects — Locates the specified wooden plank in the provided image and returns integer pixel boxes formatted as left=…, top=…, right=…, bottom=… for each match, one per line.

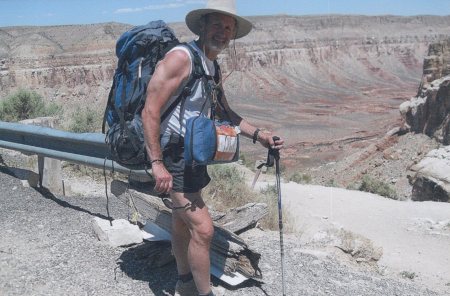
left=113, top=185, right=263, bottom=284
left=213, top=203, right=268, bottom=233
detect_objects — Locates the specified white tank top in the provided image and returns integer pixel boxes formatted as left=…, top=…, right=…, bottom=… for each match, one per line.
left=160, top=40, right=216, bottom=137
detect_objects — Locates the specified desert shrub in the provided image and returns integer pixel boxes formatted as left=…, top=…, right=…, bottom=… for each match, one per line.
left=289, top=171, right=312, bottom=184
left=325, top=178, right=338, bottom=187
left=259, top=184, right=279, bottom=229
left=239, top=152, right=255, bottom=171
left=68, top=106, right=101, bottom=133
left=359, top=175, right=398, bottom=199
left=204, top=164, right=295, bottom=231
left=259, top=184, right=295, bottom=232
left=346, top=182, right=360, bottom=191
left=335, top=229, right=383, bottom=263
left=400, top=271, right=416, bottom=280
left=204, top=164, right=258, bottom=211
left=0, top=89, right=61, bottom=121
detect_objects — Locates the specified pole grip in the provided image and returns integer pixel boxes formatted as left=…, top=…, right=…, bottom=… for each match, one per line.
left=269, top=136, right=280, bottom=160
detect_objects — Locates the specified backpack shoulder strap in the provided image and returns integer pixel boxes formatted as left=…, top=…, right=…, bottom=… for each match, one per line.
left=160, top=43, right=207, bottom=123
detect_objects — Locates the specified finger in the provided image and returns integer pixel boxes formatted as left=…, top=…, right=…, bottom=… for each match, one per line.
left=167, top=179, right=173, bottom=193
left=154, top=182, right=163, bottom=193
left=274, top=139, right=284, bottom=146
left=160, top=183, right=169, bottom=194
left=160, top=176, right=173, bottom=194
left=155, top=178, right=167, bottom=193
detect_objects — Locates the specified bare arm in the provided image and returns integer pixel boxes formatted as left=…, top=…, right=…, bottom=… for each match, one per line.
left=141, top=49, right=191, bottom=194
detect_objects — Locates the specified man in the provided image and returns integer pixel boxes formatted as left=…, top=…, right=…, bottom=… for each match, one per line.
left=141, top=0, right=284, bottom=295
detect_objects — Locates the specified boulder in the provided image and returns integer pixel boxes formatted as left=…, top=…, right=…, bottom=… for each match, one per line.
left=92, top=217, right=143, bottom=247
left=409, top=146, right=450, bottom=202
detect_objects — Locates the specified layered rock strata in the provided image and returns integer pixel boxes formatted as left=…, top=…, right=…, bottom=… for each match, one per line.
left=401, top=39, right=450, bottom=202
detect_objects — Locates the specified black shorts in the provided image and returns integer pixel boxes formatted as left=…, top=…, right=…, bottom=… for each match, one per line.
left=161, top=133, right=210, bottom=193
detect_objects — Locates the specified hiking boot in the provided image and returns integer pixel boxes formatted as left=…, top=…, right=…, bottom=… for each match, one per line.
left=174, top=279, right=198, bottom=296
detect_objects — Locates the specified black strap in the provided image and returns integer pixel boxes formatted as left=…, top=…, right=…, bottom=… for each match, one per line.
left=213, top=60, right=220, bottom=84
left=118, top=62, right=128, bottom=133
left=102, top=76, right=116, bottom=134
left=258, top=136, right=281, bottom=169
left=111, top=62, right=144, bottom=157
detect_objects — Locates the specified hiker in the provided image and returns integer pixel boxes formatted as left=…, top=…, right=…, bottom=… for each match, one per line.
left=141, top=0, right=284, bottom=295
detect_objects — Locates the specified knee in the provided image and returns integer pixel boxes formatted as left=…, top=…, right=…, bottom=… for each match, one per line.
left=191, top=222, right=214, bottom=246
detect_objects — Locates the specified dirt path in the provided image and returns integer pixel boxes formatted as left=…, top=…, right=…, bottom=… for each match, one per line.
left=255, top=181, right=450, bottom=295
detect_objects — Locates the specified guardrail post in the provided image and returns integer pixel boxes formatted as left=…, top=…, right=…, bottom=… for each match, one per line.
left=38, top=155, right=44, bottom=187
left=21, top=117, right=63, bottom=195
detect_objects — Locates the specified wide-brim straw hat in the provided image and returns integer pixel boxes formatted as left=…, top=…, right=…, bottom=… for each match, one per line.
left=185, top=0, right=253, bottom=39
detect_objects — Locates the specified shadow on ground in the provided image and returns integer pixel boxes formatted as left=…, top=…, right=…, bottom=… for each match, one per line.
left=118, top=241, right=179, bottom=296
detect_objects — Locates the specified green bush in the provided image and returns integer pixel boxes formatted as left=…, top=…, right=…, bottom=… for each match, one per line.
left=325, top=178, right=338, bottom=187
left=0, top=89, right=61, bottom=121
left=289, top=172, right=312, bottom=184
left=68, top=106, right=101, bottom=133
left=400, top=271, right=416, bottom=280
left=204, top=164, right=258, bottom=211
left=359, top=175, right=398, bottom=199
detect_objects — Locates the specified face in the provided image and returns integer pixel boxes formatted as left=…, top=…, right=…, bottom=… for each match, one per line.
left=201, top=13, right=236, bottom=53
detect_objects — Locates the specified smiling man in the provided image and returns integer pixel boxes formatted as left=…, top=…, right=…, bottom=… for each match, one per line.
left=141, top=0, right=283, bottom=295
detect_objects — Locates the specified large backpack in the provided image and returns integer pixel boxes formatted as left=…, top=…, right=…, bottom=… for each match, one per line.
left=102, top=20, right=206, bottom=170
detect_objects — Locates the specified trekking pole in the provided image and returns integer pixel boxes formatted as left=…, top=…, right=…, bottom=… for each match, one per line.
left=267, top=136, right=286, bottom=296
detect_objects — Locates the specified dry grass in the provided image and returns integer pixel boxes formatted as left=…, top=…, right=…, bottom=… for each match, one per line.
left=203, top=164, right=295, bottom=231
left=334, top=229, right=383, bottom=264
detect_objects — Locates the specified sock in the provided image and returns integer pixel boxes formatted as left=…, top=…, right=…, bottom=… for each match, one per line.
left=178, top=272, right=193, bottom=283
left=198, top=291, right=214, bottom=296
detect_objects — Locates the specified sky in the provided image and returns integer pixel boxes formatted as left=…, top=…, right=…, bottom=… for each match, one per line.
left=0, top=0, right=449, bottom=27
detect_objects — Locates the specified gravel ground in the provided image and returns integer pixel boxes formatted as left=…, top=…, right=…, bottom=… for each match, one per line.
left=0, top=163, right=443, bottom=296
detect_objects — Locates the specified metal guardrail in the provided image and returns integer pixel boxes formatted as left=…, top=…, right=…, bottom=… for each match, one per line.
left=0, top=121, right=149, bottom=178
left=0, top=120, right=254, bottom=286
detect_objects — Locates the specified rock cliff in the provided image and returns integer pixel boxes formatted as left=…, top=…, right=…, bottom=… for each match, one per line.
left=400, top=39, right=450, bottom=145
left=400, top=39, right=450, bottom=202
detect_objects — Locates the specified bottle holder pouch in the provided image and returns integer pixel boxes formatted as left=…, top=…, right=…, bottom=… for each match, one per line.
left=184, top=115, right=240, bottom=165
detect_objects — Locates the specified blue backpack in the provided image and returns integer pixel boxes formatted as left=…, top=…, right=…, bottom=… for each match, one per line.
left=102, top=20, right=206, bottom=169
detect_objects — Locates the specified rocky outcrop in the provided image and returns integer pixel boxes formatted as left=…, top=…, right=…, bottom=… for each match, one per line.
left=422, top=39, right=450, bottom=84
left=400, top=39, right=450, bottom=202
left=400, top=75, right=450, bottom=144
left=400, top=39, right=450, bottom=144
left=409, top=146, right=450, bottom=202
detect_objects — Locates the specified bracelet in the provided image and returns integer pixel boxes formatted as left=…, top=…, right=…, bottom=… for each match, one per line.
left=151, top=159, right=163, bottom=164
left=252, top=128, right=261, bottom=144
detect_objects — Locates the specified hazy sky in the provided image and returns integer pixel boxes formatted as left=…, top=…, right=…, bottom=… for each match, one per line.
left=0, top=0, right=449, bottom=27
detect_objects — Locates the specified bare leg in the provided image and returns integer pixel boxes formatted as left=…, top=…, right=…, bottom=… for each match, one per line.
left=170, top=191, right=214, bottom=295
left=172, top=211, right=191, bottom=275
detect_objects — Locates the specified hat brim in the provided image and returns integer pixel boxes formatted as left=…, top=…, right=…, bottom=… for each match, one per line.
left=185, top=8, right=253, bottom=39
